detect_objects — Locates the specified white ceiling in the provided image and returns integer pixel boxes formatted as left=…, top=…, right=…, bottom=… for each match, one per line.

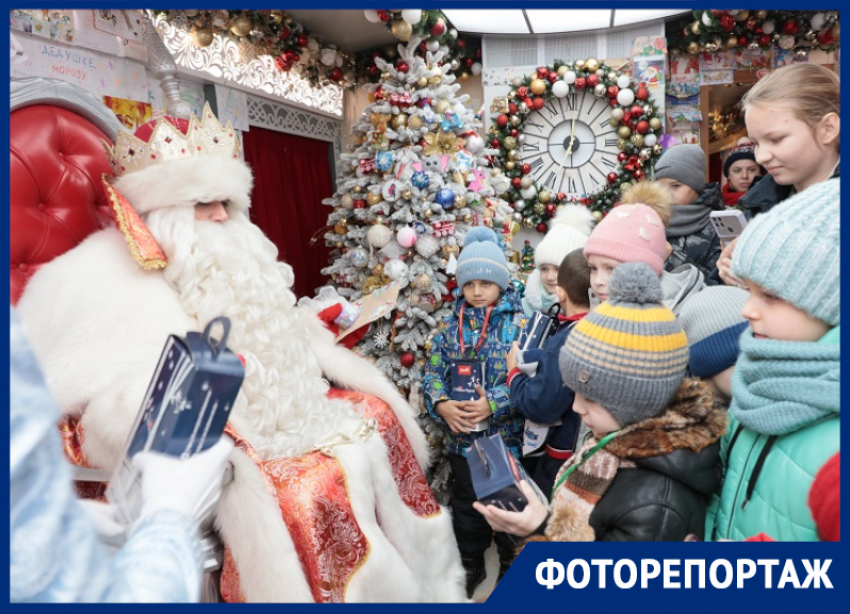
left=287, top=9, right=690, bottom=52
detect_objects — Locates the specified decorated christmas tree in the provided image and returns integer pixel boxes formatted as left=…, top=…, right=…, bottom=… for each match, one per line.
left=322, top=38, right=514, bottom=500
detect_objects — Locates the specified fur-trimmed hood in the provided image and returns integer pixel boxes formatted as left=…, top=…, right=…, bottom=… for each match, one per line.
left=605, top=378, right=727, bottom=495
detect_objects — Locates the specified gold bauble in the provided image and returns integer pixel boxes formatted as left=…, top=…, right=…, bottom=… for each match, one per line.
left=459, top=72, right=470, bottom=82
left=652, top=144, right=664, bottom=156
left=557, top=65, right=568, bottom=76
left=585, top=58, right=600, bottom=72
left=381, top=72, right=391, bottom=81
left=617, top=126, right=632, bottom=139
left=690, top=21, right=702, bottom=36
left=455, top=196, right=467, bottom=209
left=510, top=115, right=521, bottom=126
left=334, top=219, right=349, bottom=235
left=413, top=273, right=432, bottom=290
left=592, top=210, right=604, bottom=222
left=522, top=218, right=535, bottom=229
left=508, top=90, right=517, bottom=98
left=408, top=115, right=423, bottom=130
left=371, top=113, right=382, bottom=126
left=423, top=208, right=432, bottom=218
left=401, top=189, right=413, bottom=201
left=269, top=10, right=284, bottom=24
left=194, top=27, right=214, bottom=48
left=617, top=138, right=629, bottom=150
left=725, top=36, right=739, bottom=49
left=340, top=194, right=354, bottom=209
left=335, top=242, right=344, bottom=249
left=391, top=18, right=413, bottom=41
left=391, top=113, right=408, bottom=129
left=184, top=10, right=199, bottom=17
left=230, top=14, right=253, bottom=37
left=573, top=60, right=586, bottom=71
left=755, top=10, right=768, bottom=19
left=530, top=79, right=547, bottom=95
left=362, top=276, right=382, bottom=294
left=352, top=185, right=363, bottom=194
left=538, top=190, right=551, bottom=204
left=442, top=244, right=460, bottom=257
left=508, top=150, right=519, bottom=160
left=434, top=100, right=450, bottom=114
left=503, top=136, right=517, bottom=151
left=687, top=41, right=701, bottom=54
left=505, top=161, right=516, bottom=171
left=630, top=134, right=644, bottom=147
left=367, top=92, right=377, bottom=103
left=735, top=10, right=750, bottom=22
left=366, top=192, right=382, bottom=205
left=610, top=117, right=620, bottom=128
left=371, top=263, right=385, bottom=278
left=649, top=117, right=662, bottom=132
left=417, top=77, right=428, bottom=88
left=428, top=75, right=443, bottom=85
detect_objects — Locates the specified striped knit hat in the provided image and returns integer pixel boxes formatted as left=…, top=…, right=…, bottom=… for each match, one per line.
left=559, top=262, right=689, bottom=426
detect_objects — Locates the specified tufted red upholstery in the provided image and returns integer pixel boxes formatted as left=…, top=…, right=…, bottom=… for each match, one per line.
left=10, top=105, right=116, bottom=305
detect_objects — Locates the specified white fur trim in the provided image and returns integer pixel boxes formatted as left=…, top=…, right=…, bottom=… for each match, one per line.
left=112, top=156, right=253, bottom=216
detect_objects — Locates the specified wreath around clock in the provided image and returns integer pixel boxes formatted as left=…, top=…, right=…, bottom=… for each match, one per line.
left=489, top=58, right=666, bottom=232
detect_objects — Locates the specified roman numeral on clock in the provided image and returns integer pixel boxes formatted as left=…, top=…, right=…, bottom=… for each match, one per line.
left=565, top=93, right=577, bottom=112
left=565, top=177, right=578, bottom=194
left=527, top=157, right=545, bottom=174
left=605, top=138, right=618, bottom=148
left=544, top=171, right=557, bottom=189
left=601, top=157, right=617, bottom=169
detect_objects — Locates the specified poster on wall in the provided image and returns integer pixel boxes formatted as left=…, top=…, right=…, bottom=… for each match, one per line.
left=214, top=84, right=249, bottom=132
left=668, top=51, right=700, bottom=98
left=177, top=78, right=206, bottom=117
left=103, top=95, right=152, bottom=131
left=15, top=9, right=75, bottom=44
left=10, top=32, right=34, bottom=77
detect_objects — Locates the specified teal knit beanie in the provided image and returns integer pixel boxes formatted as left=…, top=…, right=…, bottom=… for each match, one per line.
left=733, top=178, right=840, bottom=326
left=456, top=227, right=510, bottom=290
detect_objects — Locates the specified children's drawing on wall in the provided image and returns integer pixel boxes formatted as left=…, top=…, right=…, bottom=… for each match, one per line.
left=103, top=95, right=152, bottom=131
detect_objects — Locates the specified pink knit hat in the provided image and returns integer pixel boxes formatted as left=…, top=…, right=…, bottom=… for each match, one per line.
left=583, top=204, right=668, bottom=275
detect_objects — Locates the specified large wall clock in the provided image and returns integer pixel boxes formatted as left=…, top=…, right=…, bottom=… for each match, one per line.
left=488, top=58, right=665, bottom=232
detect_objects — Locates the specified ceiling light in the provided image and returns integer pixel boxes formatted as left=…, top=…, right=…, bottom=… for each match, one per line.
left=526, top=10, right=611, bottom=33
left=613, top=9, right=690, bottom=27
left=442, top=10, right=529, bottom=34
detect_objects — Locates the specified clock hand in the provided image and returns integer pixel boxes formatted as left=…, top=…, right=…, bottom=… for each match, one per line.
left=561, top=116, right=577, bottom=169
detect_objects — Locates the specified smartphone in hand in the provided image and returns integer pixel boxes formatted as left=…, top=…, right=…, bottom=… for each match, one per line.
left=709, top=209, right=748, bottom=243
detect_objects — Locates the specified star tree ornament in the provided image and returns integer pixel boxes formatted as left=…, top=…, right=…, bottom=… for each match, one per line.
left=319, top=37, right=517, bottom=503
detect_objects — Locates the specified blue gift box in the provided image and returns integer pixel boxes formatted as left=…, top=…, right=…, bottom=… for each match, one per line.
left=468, top=434, right=546, bottom=514
left=109, top=317, right=244, bottom=524
left=518, top=306, right=561, bottom=351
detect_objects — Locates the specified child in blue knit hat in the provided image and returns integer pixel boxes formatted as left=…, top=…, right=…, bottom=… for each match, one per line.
left=707, top=178, right=840, bottom=542
left=422, top=226, right=526, bottom=598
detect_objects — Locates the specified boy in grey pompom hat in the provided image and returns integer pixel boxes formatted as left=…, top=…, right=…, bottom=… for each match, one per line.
left=559, top=262, right=690, bottom=426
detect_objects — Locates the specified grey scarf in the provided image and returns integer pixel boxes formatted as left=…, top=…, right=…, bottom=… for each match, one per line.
left=667, top=204, right=712, bottom=238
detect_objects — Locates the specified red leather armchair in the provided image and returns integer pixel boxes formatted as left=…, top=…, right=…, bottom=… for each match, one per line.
left=10, top=78, right=122, bottom=304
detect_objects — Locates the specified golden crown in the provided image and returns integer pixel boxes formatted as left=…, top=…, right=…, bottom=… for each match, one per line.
left=104, top=102, right=242, bottom=177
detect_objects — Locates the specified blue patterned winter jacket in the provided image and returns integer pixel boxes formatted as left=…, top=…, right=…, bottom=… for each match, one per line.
left=423, top=286, right=527, bottom=458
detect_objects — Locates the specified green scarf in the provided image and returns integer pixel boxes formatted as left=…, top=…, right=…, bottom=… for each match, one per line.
left=730, top=327, right=840, bottom=436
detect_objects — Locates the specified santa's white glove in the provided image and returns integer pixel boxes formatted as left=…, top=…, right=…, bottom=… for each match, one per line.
left=132, top=436, right=234, bottom=524
left=78, top=499, right=126, bottom=548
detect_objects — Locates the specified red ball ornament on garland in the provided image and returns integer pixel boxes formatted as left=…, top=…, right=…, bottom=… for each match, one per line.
left=720, top=15, right=735, bottom=31
left=630, top=105, right=644, bottom=117
left=818, top=29, right=836, bottom=46
left=636, top=120, right=650, bottom=134
left=354, top=199, right=366, bottom=209
left=491, top=138, right=501, bottom=148
left=587, top=74, right=599, bottom=87
left=297, top=34, right=308, bottom=48
left=574, top=77, right=587, bottom=90
left=536, top=223, right=548, bottom=233
left=496, top=114, right=509, bottom=128
left=329, top=67, right=343, bottom=82
left=400, top=352, right=415, bottom=368
left=548, top=72, right=559, bottom=83
left=369, top=65, right=378, bottom=75
left=636, top=83, right=649, bottom=101
left=607, top=85, right=620, bottom=98
left=556, top=192, right=567, bottom=202
left=618, top=152, right=628, bottom=162
left=532, top=97, right=545, bottom=110
left=512, top=177, right=522, bottom=188
left=781, top=19, right=799, bottom=35
left=738, top=36, right=749, bottom=47
left=607, top=172, right=620, bottom=184
left=465, top=58, right=474, bottom=67
left=537, top=67, right=550, bottom=79
left=279, top=26, right=291, bottom=40
left=397, top=62, right=409, bottom=73
left=457, top=39, right=467, bottom=49
left=509, top=129, right=519, bottom=137
left=377, top=10, right=391, bottom=22
left=521, top=163, right=531, bottom=175
left=545, top=204, right=557, bottom=216
left=508, top=102, right=518, bottom=114
left=633, top=169, right=645, bottom=181
left=431, top=19, right=447, bottom=36
left=758, top=34, right=772, bottom=47
left=517, top=86, right=528, bottom=98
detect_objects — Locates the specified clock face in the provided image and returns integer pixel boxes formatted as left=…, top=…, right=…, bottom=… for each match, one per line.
left=518, top=91, right=620, bottom=200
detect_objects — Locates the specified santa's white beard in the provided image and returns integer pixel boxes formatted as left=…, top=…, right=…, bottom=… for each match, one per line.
left=145, top=208, right=361, bottom=460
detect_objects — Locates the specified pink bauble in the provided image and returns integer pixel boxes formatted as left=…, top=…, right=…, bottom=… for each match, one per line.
left=396, top=226, right=418, bottom=248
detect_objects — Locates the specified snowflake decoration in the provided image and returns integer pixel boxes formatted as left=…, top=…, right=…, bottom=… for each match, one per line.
left=373, top=330, right=390, bottom=349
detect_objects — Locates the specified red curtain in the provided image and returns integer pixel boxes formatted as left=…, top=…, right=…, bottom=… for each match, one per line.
left=242, top=126, right=333, bottom=298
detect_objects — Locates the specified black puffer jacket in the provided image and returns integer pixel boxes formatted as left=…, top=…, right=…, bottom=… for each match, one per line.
left=740, top=163, right=841, bottom=219
left=538, top=380, right=726, bottom=543
left=666, top=182, right=724, bottom=285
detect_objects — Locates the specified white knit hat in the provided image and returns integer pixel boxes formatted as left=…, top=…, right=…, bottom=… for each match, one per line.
left=534, top=204, right=595, bottom=267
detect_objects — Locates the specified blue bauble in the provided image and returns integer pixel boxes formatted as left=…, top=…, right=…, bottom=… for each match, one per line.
left=435, top=188, right=456, bottom=209
left=412, top=171, right=429, bottom=190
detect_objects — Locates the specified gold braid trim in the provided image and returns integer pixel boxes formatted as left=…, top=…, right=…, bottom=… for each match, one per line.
left=101, top=174, right=168, bottom=270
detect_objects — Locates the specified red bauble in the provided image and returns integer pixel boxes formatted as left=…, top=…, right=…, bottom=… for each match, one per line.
left=377, top=10, right=391, bottom=22
left=636, top=83, right=649, bottom=101
left=818, top=30, right=836, bottom=46
left=536, top=223, right=548, bottom=233
left=758, top=34, right=772, bottom=47
left=622, top=110, right=631, bottom=121
left=397, top=62, right=409, bottom=73
left=781, top=19, right=799, bottom=36
left=369, top=65, right=378, bottom=75
left=517, top=86, right=528, bottom=98
left=457, top=39, right=467, bottom=49
left=537, top=67, right=550, bottom=79
left=329, top=67, right=343, bottom=82
left=509, top=129, right=519, bottom=137
left=465, top=58, right=474, bottom=67
left=532, top=97, right=545, bottom=110
left=746, top=18, right=758, bottom=30
left=574, top=77, right=587, bottom=90
left=297, top=34, right=308, bottom=48
left=508, top=102, right=518, bottom=115
left=548, top=73, right=559, bottom=83
left=431, top=19, right=447, bottom=36
left=512, top=177, right=522, bottom=188
left=630, top=105, right=644, bottom=117
left=607, top=85, right=620, bottom=98
left=633, top=169, right=645, bottom=181
left=279, top=26, right=290, bottom=40
left=587, top=74, right=599, bottom=87
left=524, top=97, right=534, bottom=107
left=607, top=172, right=620, bottom=184
left=374, top=88, right=384, bottom=99
left=545, top=204, right=557, bottom=216
left=354, top=199, right=366, bottom=209
left=521, top=163, right=531, bottom=175
left=496, top=114, right=509, bottom=128
left=738, top=36, right=748, bottom=47
left=710, top=10, right=726, bottom=17
left=400, top=352, right=415, bottom=368
left=491, top=138, right=501, bottom=148
left=720, top=15, right=735, bottom=31
left=556, top=192, right=567, bottom=202
left=636, top=120, right=650, bottom=134
left=617, top=152, right=628, bottom=162
left=419, top=42, right=428, bottom=51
